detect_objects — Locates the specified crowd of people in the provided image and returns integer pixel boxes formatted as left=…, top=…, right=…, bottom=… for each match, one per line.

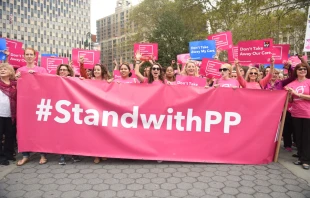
left=0, top=47, right=309, bottom=170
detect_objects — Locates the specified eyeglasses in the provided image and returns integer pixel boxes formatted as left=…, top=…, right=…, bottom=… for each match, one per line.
left=219, top=68, right=229, bottom=72
left=297, top=68, right=307, bottom=71
left=59, top=69, right=68, bottom=71
left=152, top=67, right=161, bottom=71
left=249, top=72, right=258, bottom=75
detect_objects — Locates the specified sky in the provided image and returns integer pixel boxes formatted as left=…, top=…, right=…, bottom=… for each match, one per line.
left=91, top=0, right=141, bottom=34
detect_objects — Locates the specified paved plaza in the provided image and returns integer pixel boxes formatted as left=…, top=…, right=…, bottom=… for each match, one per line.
left=0, top=149, right=309, bottom=198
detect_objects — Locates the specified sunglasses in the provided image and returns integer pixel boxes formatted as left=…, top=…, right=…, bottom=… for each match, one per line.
left=297, top=68, right=307, bottom=71
left=219, top=68, right=229, bottom=72
left=152, top=67, right=161, bottom=71
left=249, top=72, right=258, bottom=75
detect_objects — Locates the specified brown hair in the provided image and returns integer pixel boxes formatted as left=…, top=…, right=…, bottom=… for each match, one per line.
left=24, top=47, right=36, bottom=55
left=119, top=63, right=132, bottom=77
left=92, top=64, right=111, bottom=80
left=148, top=62, right=165, bottom=84
left=293, top=63, right=310, bottom=79
left=56, top=64, right=74, bottom=77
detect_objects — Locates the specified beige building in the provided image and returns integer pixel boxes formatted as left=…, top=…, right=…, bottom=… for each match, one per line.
left=0, top=0, right=90, bottom=59
left=96, top=0, right=136, bottom=71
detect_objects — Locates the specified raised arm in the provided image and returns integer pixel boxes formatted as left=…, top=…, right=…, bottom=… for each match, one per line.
left=260, top=57, right=274, bottom=87
left=134, top=50, right=146, bottom=82
left=79, top=57, right=88, bottom=79
left=235, top=60, right=246, bottom=88
left=298, top=54, right=309, bottom=67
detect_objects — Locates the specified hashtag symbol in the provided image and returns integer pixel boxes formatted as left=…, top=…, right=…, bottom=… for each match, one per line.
left=36, top=99, right=53, bottom=121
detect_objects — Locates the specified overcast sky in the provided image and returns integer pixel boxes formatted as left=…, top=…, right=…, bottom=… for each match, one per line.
left=91, top=0, right=141, bottom=34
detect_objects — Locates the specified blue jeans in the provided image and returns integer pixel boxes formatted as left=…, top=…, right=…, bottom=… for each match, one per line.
left=22, top=152, right=46, bottom=158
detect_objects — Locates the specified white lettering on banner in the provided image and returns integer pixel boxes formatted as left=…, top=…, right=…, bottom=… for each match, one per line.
left=44, top=99, right=242, bottom=133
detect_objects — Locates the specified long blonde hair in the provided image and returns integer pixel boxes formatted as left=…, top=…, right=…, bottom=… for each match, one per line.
left=244, top=67, right=259, bottom=82
left=182, top=61, right=199, bottom=76
left=0, top=63, right=16, bottom=80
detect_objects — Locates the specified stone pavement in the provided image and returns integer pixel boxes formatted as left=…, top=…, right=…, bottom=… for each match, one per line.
left=0, top=150, right=310, bottom=198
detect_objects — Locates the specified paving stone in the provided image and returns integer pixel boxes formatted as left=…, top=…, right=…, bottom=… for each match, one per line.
left=80, top=190, right=99, bottom=198
left=270, top=192, right=290, bottom=198
left=188, top=188, right=205, bottom=197
left=117, top=189, right=135, bottom=197
left=285, top=184, right=303, bottom=192
left=135, top=189, right=153, bottom=197
left=6, top=183, right=24, bottom=191
left=55, top=178, right=72, bottom=185
left=22, top=178, right=40, bottom=185
left=75, top=183, right=92, bottom=191
left=205, top=188, right=223, bottom=196
left=98, top=190, right=117, bottom=198
left=153, top=189, right=170, bottom=197
left=238, top=186, right=256, bottom=194
left=23, top=190, right=44, bottom=198
left=119, top=178, right=135, bottom=185
left=144, top=183, right=160, bottom=190
left=23, top=184, right=42, bottom=191
left=167, top=177, right=182, bottom=184
left=42, top=190, right=62, bottom=198
left=286, top=191, right=307, bottom=198
left=5, top=190, right=26, bottom=198
left=60, top=190, right=80, bottom=198
left=209, top=181, right=225, bottom=189
left=269, top=184, right=288, bottom=193
left=222, top=187, right=239, bottom=195
left=171, top=189, right=188, bottom=197
left=161, top=183, right=177, bottom=190
left=253, top=185, right=272, bottom=193
left=224, top=180, right=241, bottom=188
left=254, top=193, right=272, bottom=198
left=176, top=182, right=193, bottom=190
left=237, top=194, right=255, bottom=198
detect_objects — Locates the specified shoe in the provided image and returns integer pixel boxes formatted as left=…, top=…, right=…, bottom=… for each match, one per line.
left=302, top=164, right=309, bottom=170
left=94, top=157, right=100, bottom=164
left=17, top=157, right=29, bottom=166
left=5, top=156, right=16, bottom=161
left=293, top=160, right=302, bottom=165
left=72, top=156, right=81, bottom=163
left=285, top=147, right=292, bottom=152
left=59, top=157, right=66, bottom=165
left=292, top=154, right=299, bottom=158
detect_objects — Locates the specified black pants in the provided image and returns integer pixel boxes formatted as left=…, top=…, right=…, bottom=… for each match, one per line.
left=0, top=117, right=16, bottom=159
left=283, top=111, right=295, bottom=148
left=292, top=117, right=310, bottom=164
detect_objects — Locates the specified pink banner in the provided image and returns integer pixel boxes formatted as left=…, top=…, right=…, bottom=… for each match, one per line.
left=8, top=48, right=39, bottom=68
left=41, top=57, right=69, bottom=74
left=72, top=49, right=101, bottom=75
left=175, top=75, right=206, bottom=87
left=5, top=38, right=23, bottom=51
left=207, top=31, right=233, bottom=50
left=288, top=56, right=308, bottom=67
left=134, top=43, right=158, bottom=60
left=273, top=44, right=290, bottom=64
left=238, top=39, right=274, bottom=64
left=17, top=73, right=287, bottom=164
left=113, top=70, right=137, bottom=79
left=199, top=58, right=222, bottom=79
left=228, top=46, right=238, bottom=63
left=177, top=53, right=190, bottom=64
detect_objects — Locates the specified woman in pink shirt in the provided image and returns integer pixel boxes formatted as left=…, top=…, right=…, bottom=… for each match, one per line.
left=134, top=51, right=165, bottom=84
left=113, top=63, right=138, bottom=84
left=214, top=63, right=239, bottom=88
left=285, top=63, right=310, bottom=170
left=15, top=48, right=47, bottom=78
left=235, top=58, right=274, bottom=89
left=165, top=66, right=176, bottom=84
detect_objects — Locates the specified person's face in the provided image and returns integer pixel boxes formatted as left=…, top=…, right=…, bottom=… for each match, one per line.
left=297, top=67, right=308, bottom=78
left=265, top=68, right=270, bottom=76
left=24, top=49, right=35, bottom=64
left=145, top=67, right=150, bottom=77
left=0, top=67, right=10, bottom=78
left=249, top=69, right=258, bottom=81
left=120, top=65, right=130, bottom=78
left=186, top=63, right=196, bottom=76
left=93, top=66, right=102, bottom=78
left=258, top=71, right=263, bottom=79
left=239, top=68, right=245, bottom=76
left=151, top=65, right=161, bottom=78
left=219, top=65, right=230, bottom=78
left=272, top=71, right=280, bottom=80
left=231, top=72, right=237, bottom=79
left=59, top=66, right=69, bottom=77
left=86, top=69, right=92, bottom=77
left=166, top=67, right=174, bottom=78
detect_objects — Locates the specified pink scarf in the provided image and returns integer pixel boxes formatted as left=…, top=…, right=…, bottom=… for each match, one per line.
left=0, top=80, right=17, bottom=123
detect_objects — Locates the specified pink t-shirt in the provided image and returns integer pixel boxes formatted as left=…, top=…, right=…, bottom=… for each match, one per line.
left=17, top=66, right=47, bottom=74
left=286, top=79, right=310, bottom=118
left=217, top=78, right=240, bottom=88
left=113, top=77, right=138, bottom=84
left=142, top=78, right=165, bottom=84
left=237, top=73, right=272, bottom=89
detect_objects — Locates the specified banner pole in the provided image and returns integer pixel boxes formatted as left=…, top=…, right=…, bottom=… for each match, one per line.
left=274, top=93, right=289, bottom=162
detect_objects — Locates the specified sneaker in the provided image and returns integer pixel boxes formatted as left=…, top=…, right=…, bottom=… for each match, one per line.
left=59, top=157, right=66, bottom=165
left=285, top=147, right=292, bottom=152
left=72, top=156, right=81, bottom=163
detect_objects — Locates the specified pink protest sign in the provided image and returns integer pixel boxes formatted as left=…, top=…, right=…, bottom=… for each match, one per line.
left=207, top=31, right=233, bottom=50
left=238, top=39, right=273, bottom=64
left=273, top=44, right=290, bottom=64
left=113, top=70, right=137, bottom=79
left=288, top=56, right=308, bottom=67
left=199, top=58, right=222, bottom=79
left=177, top=53, right=190, bottom=64
left=228, top=46, right=238, bottom=63
left=175, top=75, right=206, bottom=87
left=41, top=57, right=69, bottom=74
left=134, top=43, right=158, bottom=60
left=72, top=49, right=100, bottom=70
left=8, top=48, right=39, bottom=68
left=5, top=38, right=23, bottom=51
